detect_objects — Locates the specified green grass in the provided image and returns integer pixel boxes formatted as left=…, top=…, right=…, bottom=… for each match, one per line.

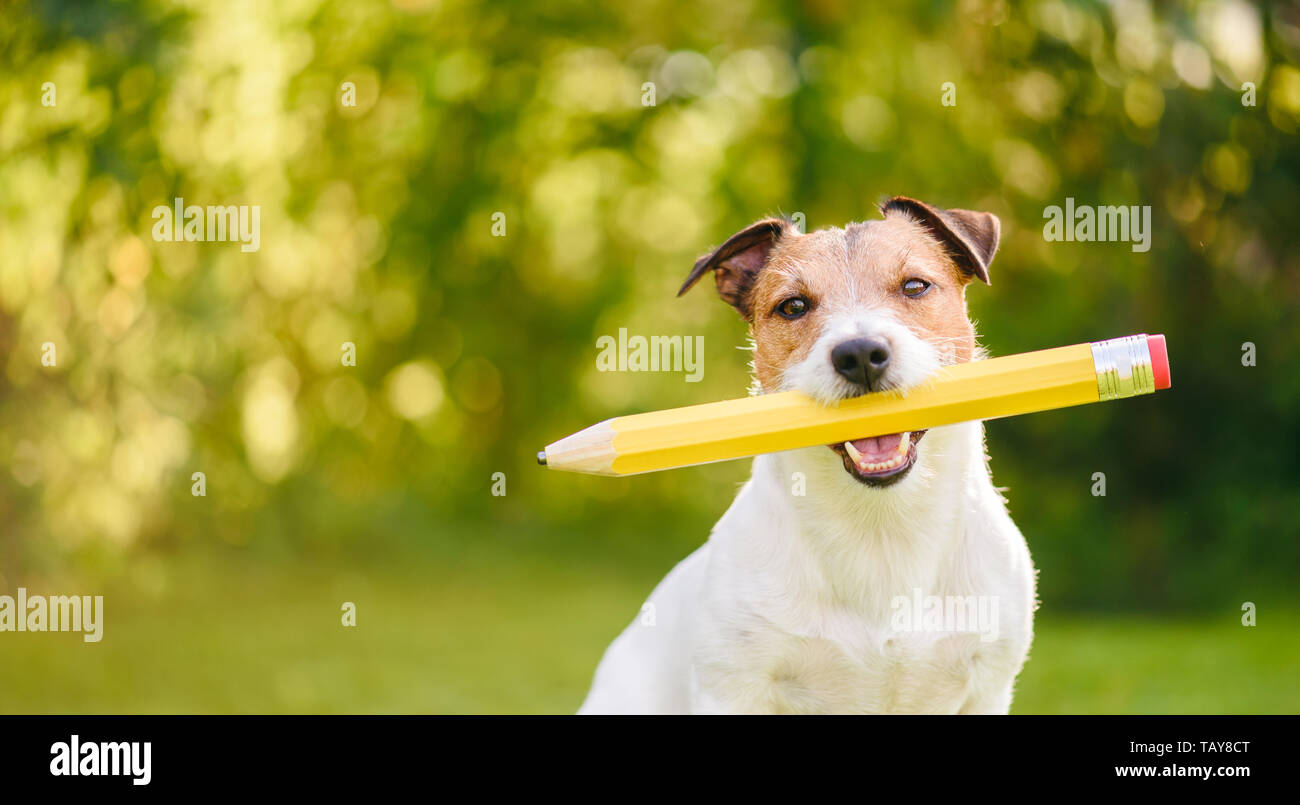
left=1, top=546, right=1296, bottom=714
left=1014, top=611, right=1300, bottom=714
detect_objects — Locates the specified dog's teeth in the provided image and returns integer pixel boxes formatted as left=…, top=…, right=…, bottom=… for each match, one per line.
left=843, top=441, right=864, bottom=463
left=897, top=432, right=911, bottom=454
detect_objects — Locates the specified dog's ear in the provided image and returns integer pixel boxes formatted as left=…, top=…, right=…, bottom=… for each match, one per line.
left=881, top=197, right=999, bottom=285
left=678, top=218, right=790, bottom=318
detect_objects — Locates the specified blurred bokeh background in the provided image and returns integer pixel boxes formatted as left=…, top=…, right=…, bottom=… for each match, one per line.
left=1, top=0, right=1298, bottom=713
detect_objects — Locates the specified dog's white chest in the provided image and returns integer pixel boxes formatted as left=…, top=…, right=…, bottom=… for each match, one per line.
left=578, top=428, right=1036, bottom=715
left=696, top=616, right=1014, bottom=714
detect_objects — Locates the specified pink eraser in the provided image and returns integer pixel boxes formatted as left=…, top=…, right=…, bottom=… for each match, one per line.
left=1147, top=334, right=1170, bottom=390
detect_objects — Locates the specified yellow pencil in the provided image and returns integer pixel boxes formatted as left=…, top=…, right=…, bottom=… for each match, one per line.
left=538, top=333, right=1171, bottom=476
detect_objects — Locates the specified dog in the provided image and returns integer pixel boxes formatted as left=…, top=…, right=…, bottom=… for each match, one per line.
left=578, top=197, right=1037, bottom=714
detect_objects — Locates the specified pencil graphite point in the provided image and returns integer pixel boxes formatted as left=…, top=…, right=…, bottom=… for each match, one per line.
left=536, top=451, right=547, bottom=466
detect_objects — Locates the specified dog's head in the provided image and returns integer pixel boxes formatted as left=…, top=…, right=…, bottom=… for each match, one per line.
left=679, top=197, right=999, bottom=487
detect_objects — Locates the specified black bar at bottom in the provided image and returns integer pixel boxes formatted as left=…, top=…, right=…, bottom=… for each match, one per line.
left=0, top=714, right=1287, bottom=792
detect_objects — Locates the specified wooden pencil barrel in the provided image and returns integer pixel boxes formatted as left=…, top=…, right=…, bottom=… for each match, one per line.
left=541, top=335, right=1168, bottom=476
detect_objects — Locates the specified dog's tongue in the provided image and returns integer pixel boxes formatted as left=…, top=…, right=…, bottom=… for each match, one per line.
left=848, top=433, right=904, bottom=461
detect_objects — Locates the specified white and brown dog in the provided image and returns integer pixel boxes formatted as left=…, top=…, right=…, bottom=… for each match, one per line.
left=579, top=197, right=1037, bottom=714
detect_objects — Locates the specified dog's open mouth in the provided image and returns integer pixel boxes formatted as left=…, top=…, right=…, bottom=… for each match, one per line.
left=828, top=430, right=927, bottom=486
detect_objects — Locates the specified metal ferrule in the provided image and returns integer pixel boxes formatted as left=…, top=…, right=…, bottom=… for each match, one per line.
left=1090, top=334, right=1156, bottom=401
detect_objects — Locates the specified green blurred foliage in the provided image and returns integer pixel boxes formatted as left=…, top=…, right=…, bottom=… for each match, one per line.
left=1, top=0, right=1298, bottom=622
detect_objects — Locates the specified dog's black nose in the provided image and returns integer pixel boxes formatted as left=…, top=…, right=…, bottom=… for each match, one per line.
left=831, top=337, right=891, bottom=390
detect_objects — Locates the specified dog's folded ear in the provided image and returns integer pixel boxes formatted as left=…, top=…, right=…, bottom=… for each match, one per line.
left=678, top=218, right=790, bottom=318
left=881, top=197, right=999, bottom=285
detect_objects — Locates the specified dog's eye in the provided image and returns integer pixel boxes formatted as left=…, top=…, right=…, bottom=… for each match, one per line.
left=901, top=278, right=932, bottom=297
left=776, top=297, right=810, bottom=319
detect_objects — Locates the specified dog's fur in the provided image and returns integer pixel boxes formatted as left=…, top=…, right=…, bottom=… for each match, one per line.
left=579, top=198, right=1037, bottom=714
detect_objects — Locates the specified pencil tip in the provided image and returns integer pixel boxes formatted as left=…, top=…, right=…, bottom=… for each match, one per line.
left=536, top=451, right=547, bottom=466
